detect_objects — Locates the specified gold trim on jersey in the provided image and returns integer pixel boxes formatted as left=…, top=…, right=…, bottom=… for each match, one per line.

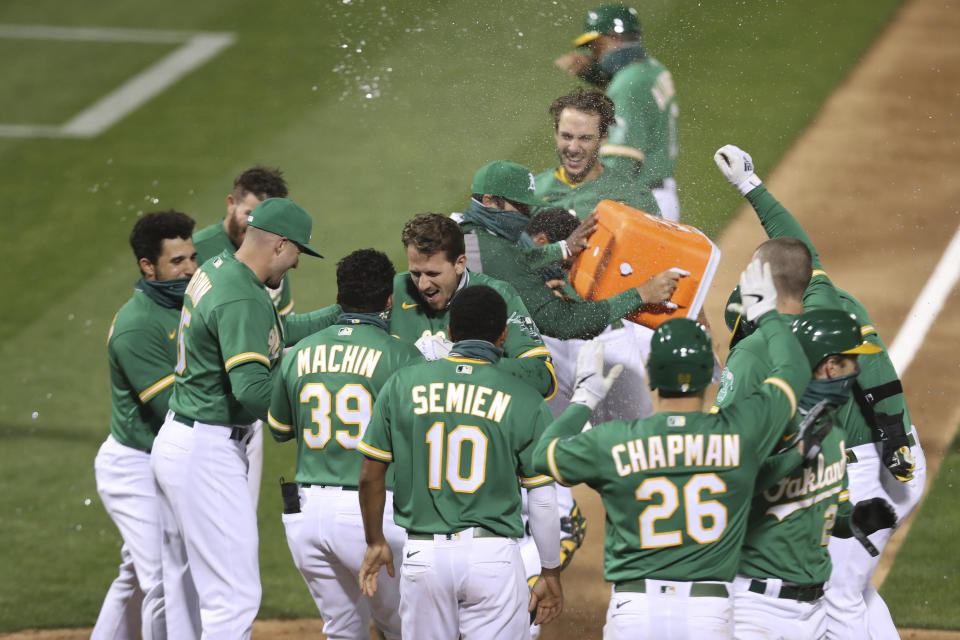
left=278, top=300, right=295, bottom=316
left=811, top=269, right=830, bottom=279
left=139, top=374, right=175, bottom=402
left=445, top=357, right=490, bottom=364
left=546, top=438, right=572, bottom=487
left=765, top=485, right=843, bottom=522
left=543, top=360, right=558, bottom=401
left=552, top=167, right=593, bottom=188
left=357, top=440, right=393, bottom=462
left=763, top=376, right=797, bottom=418
left=599, top=143, right=645, bottom=163
left=267, top=410, right=293, bottom=433
left=518, top=347, right=552, bottom=359
left=224, top=351, right=271, bottom=370
left=520, top=474, right=554, bottom=488
left=839, top=489, right=850, bottom=503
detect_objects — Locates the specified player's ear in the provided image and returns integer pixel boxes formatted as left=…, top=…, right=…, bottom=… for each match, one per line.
left=225, top=193, right=235, bottom=212
left=454, top=254, right=467, bottom=276
left=139, top=257, right=156, bottom=280
left=385, top=293, right=394, bottom=311
left=494, top=326, right=508, bottom=348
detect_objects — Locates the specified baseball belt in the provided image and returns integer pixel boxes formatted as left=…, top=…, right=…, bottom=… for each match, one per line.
left=748, top=579, right=824, bottom=602
left=407, top=527, right=502, bottom=540
left=300, top=483, right=358, bottom=491
left=614, top=579, right=729, bottom=598
left=171, top=412, right=246, bottom=442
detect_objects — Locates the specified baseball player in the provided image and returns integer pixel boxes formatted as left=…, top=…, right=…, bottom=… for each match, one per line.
left=151, top=198, right=323, bottom=639
left=534, top=89, right=660, bottom=220
left=357, top=285, right=563, bottom=639
left=191, top=165, right=294, bottom=509
left=555, top=5, right=680, bottom=221
left=734, top=308, right=897, bottom=640
left=267, top=249, right=423, bottom=639
left=534, top=257, right=810, bottom=639
left=713, top=144, right=927, bottom=639
left=92, top=210, right=197, bottom=640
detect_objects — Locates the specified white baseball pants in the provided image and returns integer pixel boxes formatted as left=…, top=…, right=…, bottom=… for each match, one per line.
left=152, top=415, right=260, bottom=640
left=92, top=435, right=164, bottom=640
left=824, top=425, right=926, bottom=640
left=90, top=543, right=144, bottom=640
left=282, top=485, right=404, bottom=640
left=603, top=580, right=734, bottom=639
left=653, top=178, right=680, bottom=222
left=732, top=575, right=826, bottom=640
left=399, top=529, right=530, bottom=640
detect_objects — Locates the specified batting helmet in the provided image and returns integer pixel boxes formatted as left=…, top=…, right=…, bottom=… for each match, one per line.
left=724, top=286, right=756, bottom=349
left=648, top=318, right=714, bottom=393
left=790, top=309, right=882, bottom=369
left=573, top=5, right=641, bottom=47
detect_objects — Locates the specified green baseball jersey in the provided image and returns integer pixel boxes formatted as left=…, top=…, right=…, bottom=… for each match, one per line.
left=193, top=220, right=294, bottom=315
left=169, top=251, right=284, bottom=425
left=460, top=220, right=645, bottom=342
left=389, top=269, right=556, bottom=398
left=267, top=317, right=423, bottom=487
left=534, top=312, right=809, bottom=583
left=358, top=352, right=555, bottom=537
left=107, top=288, right=181, bottom=452
left=740, top=424, right=851, bottom=585
left=599, top=51, right=678, bottom=189
left=533, top=160, right=661, bottom=221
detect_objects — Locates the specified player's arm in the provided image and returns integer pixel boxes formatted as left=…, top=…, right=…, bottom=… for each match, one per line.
left=216, top=300, right=278, bottom=421
left=753, top=445, right=804, bottom=495
left=496, top=284, right=558, bottom=399
left=266, top=353, right=296, bottom=442
left=281, top=303, right=341, bottom=345
left=110, top=327, right=178, bottom=425
left=518, top=213, right=598, bottom=272
left=357, top=384, right=397, bottom=596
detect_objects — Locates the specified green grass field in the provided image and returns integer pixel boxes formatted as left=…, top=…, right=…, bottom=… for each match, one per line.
left=0, top=0, right=929, bottom=631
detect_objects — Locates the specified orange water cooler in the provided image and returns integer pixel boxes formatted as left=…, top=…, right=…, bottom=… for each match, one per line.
left=570, top=200, right=721, bottom=329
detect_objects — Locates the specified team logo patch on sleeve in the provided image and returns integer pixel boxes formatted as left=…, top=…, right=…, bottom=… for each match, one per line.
left=508, top=312, right=542, bottom=341
left=715, top=368, right=734, bottom=404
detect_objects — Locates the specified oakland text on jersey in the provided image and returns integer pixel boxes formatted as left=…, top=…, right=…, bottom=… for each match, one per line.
left=762, top=440, right=847, bottom=520
left=296, top=341, right=384, bottom=379
left=411, top=381, right=512, bottom=424
left=611, top=430, right=740, bottom=476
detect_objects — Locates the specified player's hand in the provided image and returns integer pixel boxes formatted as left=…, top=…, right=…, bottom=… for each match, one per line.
left=554, top=52, right=592, bottom=76
left=714, top=144, right=763, bottom=195
left=414, top=334, right=454, bottom=361
left=546, top=279, right=573, bottom=301
left=738, top=258, right=778, bottom=323
left=565, top=212, right=598, bottom=257
left=882, top=441, right=917, bottom=482
left=570, top=338, right=623, bottom=411
left=529, top=567, right=564, bottom=626
left=358, top=540, right=394, bottom=597
left=636, top=268, right=688, bottom=309
left=851, top=497, right=898, bottom=536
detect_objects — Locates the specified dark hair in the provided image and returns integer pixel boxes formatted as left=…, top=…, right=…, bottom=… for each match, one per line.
left=549, top=88, right=616, bottom=137
left=129, top=210, right=195, bottom=269
left=401, top=213, right=466, bottom=263
left=755, top=237, right=813, bottom=301
left=526, top=207, right=580, bottom=243
left=335, top=249, right=396, bottom=313
left=233, top=166, right=288, bottom=200
left=449, top=285, right=507, bottom=344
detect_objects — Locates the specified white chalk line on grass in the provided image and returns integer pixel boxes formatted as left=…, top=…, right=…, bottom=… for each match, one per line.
left=888, top=224, right=960, bottom=377
left=0, top=25, right=235, bottom=138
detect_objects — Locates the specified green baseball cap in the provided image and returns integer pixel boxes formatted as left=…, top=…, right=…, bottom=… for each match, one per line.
left=471, top=160, right=541, bottom=207
left=247, top=198, right=323, bottom=258
left=573, top=5, right=641, bottom=47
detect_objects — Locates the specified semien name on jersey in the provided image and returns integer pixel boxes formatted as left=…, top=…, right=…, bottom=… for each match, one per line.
left=611, top=432, right=741, bottom=476
left=412, top=383, right=512, bottom=423
left=296, top=344, right=383, bottom=378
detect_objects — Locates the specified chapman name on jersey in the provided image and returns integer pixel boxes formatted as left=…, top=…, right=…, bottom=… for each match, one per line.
left=611, top=428, right=741, bottom=476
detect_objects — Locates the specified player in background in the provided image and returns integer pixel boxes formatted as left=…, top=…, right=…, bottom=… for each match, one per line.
left=534, top=257, right=810, bottom=639
left=734, top=308, right=897, bottom=639
left=713, top=144, right=927, bottom=640
left=152, top=198, right=328, bottom=639
left=358, top=285, right=563, bottom=639
left=192, top=166, right=292, bottom=508
left=392, top=212, right=557, bottom=397
left=554, top=6, right=680, bottom=221
left=267, top=249, right=423, bottom=639
left=92, top=211, right=197, bottom=640
left=534, top=89, right=660, bottom=219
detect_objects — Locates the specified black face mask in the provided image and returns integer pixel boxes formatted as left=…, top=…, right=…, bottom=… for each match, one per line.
left=798, top=372, right=859, bottom=413
left=136, top=276, right=191, bottom=309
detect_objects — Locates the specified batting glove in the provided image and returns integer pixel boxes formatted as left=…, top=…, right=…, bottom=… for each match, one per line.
left=875, top=411, right=916, bottom=482
left=414, top=334, right=453, bottom=361
left=570, top=338, right=624, bottom=411
left=738, top=258, right=778, bottom=323
left=714, top=144, right=763, bottom=195
left=851, top=497, right=897, bottom=537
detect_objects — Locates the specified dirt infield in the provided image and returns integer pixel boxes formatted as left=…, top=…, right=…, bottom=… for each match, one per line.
left=4, top=0, right=958, bottom=638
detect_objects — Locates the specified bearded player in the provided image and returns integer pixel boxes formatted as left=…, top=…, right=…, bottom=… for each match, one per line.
left=534, top=258, right=810, bottom=639
left=92, top=210, right=196, bottom=640
left=358, top=285, right=563, bottom=639
left=268, top=249, right=422, bottom=639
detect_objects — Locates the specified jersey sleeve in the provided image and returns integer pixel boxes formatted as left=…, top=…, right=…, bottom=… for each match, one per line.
left=267, top=352, right=296, bottom=442
left=603, top=70, right=657, bottom=164
left=532, top=403, right=597, bottom=486
left=497, top=282, right=558, bottom=399
left=516, top=401, right=557, bottom=489
left=282, top=304, right=341, bottom=345
left=358, top=375, right=396, bottom=463
left=109, top=326, right=176, bottom=422
left=710, top=342, right=767, bottom=412
left=213, top=299, right=277, bottom=372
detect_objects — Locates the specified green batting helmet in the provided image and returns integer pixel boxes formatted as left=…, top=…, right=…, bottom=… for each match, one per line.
left=573, top=5, right=641, bottom=47
left=790, top=309, right=883, bottom=369
left=648, top=318, right=714, bottom=393
left=724, top=286, right=756, bottom=349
